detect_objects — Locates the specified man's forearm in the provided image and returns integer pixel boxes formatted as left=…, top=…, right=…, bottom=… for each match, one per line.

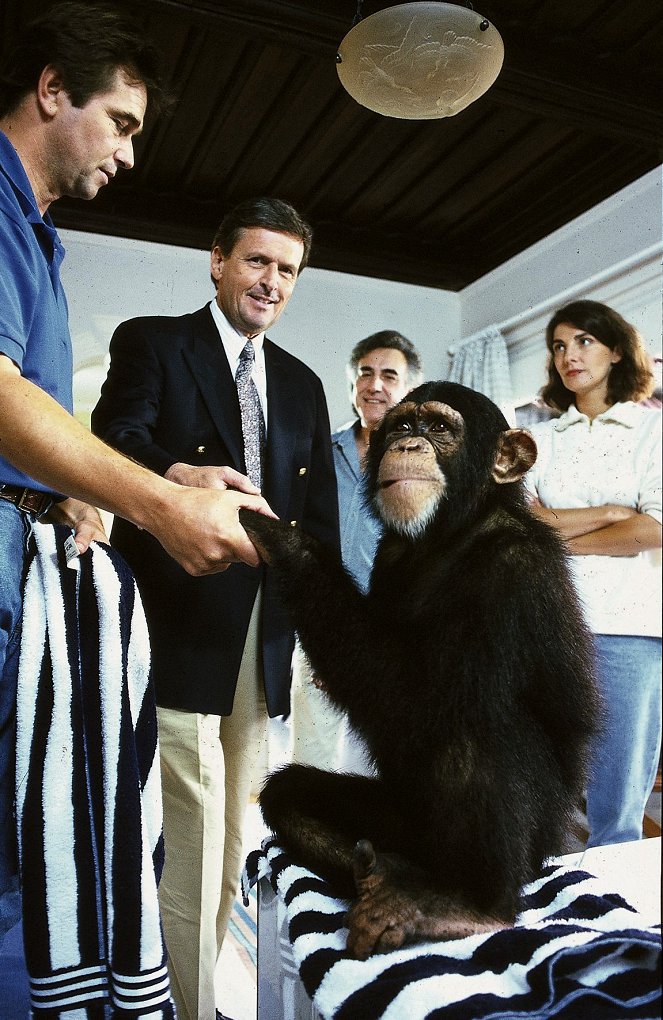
left=0, top=364, right=177, bottom=526
left=0, top=364, right=274, bottom=573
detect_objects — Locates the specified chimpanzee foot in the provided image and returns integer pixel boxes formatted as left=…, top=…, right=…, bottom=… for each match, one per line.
left=347, top=840, right=508, bottom=959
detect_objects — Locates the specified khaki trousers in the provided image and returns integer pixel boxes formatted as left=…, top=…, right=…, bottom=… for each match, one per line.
left=157, top=594, right=267, bottom=1020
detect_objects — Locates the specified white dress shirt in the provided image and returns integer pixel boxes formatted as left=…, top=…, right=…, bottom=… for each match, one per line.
left=209, top=299, right=268, bottom=428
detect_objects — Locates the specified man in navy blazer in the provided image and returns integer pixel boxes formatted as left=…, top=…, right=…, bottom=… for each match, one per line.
left=92, top=197, right=339, bottom=1020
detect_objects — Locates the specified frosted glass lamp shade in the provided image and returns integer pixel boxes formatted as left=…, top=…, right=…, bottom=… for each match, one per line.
left=336, top=2, right=504, bottom=119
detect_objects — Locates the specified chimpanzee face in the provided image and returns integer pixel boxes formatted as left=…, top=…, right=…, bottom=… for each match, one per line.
left=373, top=400, right=463, bottom=538
left=369, top=387, right=537, bottom=540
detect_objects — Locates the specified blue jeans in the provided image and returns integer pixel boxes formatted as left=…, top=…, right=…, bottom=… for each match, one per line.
left=586, top=633, right=662, bottom=847
left=0, top=502, right=33, bottom=943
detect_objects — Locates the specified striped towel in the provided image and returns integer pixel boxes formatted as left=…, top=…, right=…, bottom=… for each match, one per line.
left=242, top=838, right=661, bottom=1019
left=15, top=524, right=174, bottom=1018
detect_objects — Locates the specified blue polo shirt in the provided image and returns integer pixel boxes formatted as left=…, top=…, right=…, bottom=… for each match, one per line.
left=0, top=130, right=72, bottom=493
left=332, top=420, right=382, bottom=592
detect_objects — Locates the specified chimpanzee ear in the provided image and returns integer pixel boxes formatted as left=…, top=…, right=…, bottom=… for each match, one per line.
left=492, top=429, right=537, bottom=484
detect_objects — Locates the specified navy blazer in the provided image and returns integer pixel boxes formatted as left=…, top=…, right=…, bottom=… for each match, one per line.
left=92, top=305, right=339, bottom=717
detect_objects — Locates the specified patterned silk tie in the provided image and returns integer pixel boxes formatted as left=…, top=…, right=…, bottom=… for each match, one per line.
left=235, top=340, right=265, bottom=489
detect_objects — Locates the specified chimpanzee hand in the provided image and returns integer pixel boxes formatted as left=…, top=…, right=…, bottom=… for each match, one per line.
left=347, top=840, right=506, bottom=959
left=239, top=508, right=314, bottom=566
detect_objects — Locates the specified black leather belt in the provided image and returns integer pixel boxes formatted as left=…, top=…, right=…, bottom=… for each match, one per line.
left=0, top=484, right=55, bottom=517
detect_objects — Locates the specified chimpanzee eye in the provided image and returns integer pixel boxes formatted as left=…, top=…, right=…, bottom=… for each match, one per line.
left=430, top=421, right=447, bottom=433
left=394, top=421, right=411, bottom=432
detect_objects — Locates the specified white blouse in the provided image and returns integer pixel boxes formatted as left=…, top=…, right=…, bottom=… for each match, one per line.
left=525, top=401, right=662, bottom=637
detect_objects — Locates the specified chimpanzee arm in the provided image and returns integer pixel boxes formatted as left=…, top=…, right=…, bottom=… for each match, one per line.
left=239, top=509, right=400, bottom=714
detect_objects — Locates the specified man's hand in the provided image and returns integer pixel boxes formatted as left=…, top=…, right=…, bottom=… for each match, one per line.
left=157, top=486, right=277, bottom=574
left=165, top=462, right=260, bottom=493
left=43, top=497, right=108, bottom=553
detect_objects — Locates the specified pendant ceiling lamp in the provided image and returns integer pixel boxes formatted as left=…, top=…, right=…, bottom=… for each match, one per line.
left=336, top=2, right=504, bottom=120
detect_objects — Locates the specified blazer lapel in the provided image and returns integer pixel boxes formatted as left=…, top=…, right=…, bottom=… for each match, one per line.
left=182, top=306, right=245, bottom=469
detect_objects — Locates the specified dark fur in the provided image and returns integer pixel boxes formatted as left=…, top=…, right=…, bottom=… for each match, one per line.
left=240, top=381, right=599, bottom=957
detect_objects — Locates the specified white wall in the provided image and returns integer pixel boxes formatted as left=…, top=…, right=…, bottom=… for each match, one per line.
left=61, top=231, right=460, bottom=430
left=457, top=167, right=663, bottom=404
left=63, top=165, right=661, bottom=423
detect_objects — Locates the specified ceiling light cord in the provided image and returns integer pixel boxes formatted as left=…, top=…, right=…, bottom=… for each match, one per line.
left=352, top=0, right=364, bottom=27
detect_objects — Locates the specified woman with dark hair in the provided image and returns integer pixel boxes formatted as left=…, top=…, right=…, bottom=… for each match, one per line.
left=526, top=300, right=661, bottom=847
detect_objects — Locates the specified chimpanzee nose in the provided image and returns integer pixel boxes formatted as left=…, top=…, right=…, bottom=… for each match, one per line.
left=394, top=435, right=427, bottom=452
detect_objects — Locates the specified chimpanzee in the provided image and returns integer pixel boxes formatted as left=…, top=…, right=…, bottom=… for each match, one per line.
left=239, top=381, right=599, bottom=960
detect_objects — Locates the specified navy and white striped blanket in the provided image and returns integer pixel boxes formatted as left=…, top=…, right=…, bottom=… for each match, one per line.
left=243, top=838, right=661, bottom=1019
left=16, top=524, right=174, bottom=1018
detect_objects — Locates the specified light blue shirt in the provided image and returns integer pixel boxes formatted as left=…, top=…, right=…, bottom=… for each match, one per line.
left=332, top=420, right=382, bottom=593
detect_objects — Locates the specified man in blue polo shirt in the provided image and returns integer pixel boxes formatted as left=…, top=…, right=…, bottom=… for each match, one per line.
left=0, top=1, right=272, bottom=945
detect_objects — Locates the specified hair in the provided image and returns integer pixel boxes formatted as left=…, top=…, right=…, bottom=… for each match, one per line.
left=211, top=197, right=313, bottom=272
left=0, top=1, right=169, bottom=119
left=540, top=300, right=655, bottom=411
left=347, top=330, right=423, bottom=389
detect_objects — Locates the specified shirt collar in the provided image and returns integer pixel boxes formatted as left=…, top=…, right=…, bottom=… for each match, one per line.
left=1, top=130, right=51, bottom=226
left=1, top=131, right=64, bottom=273
left=333, top=420, right=364, bottom=476
left=333, top=420, right=360, bottom=449
left=209, top=299, right=265, bottom=361
left=554, top=401, right=638, bottom=432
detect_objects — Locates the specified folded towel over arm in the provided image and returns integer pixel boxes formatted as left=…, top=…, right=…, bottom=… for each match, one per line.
left=16, top=524, right=174, bottom=1018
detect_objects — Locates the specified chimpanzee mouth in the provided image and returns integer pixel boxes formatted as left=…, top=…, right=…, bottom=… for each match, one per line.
left=380, top=476, right=436, bottom=489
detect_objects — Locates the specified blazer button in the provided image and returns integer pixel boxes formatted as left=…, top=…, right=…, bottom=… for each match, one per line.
left=290, top=521, right=297, bottom=527
left=299, top=467, right=307, bottom=476
left=196, top=445, right=206, bottom=454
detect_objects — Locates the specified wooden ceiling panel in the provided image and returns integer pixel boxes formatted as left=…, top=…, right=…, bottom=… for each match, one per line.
left=1, top=0, right=660, bottom=289
left=190, top=43, right=298, bottom=187
left=449, top=139, right=651, bottom=277
left=224, top=62, right=330, bottom=200
left=378, top=107, right=537, bottom=231
left=139, top=32, right=249, bottom=188
left=342, top=118, right=474, bottom=222
left=270, top=96, right=374, bottom=197
left=304, top=118, right=422, bottom=220
left=422, top=118, right=576, bottom=235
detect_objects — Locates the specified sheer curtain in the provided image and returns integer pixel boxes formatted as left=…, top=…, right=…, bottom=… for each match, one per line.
left=447, top=325, right=515, bottom=423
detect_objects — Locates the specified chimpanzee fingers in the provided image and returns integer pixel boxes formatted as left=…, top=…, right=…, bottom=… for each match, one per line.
left=239, top=508, right=306, bottom=563
left=349, top=900, right=504, bottom=958
left=347, top=896, right=415, bottom=958
left=238, top=508, right=275, bottom=561
left=241, top=541, right=273, bottom=566
left=346, top=930, right=374, bottom=960
left=374, top=923, right=410, bottom=953
left=346, top=915, right=389, bottom=959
